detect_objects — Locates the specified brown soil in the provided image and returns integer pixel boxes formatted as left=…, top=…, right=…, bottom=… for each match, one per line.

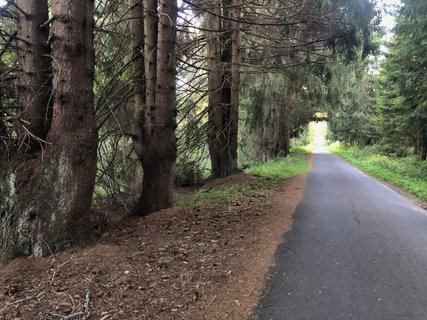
left=0, top=172, right=307, bottom=320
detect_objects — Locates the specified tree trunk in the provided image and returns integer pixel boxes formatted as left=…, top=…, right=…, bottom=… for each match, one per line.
left=420, top=125, right=427, bottom=161
left=16, top=0, right=52, bottom=152
left=206, top=0, right=223, bottom=176
left=129, top=0, right=146, bottom=129
left=131, top=0, right=178, bottom=216
left=0, top=0, right=97, bottom=265
left=0, top=63, right=7, bottom=152
left=129, top=0, right=145, bottom=203
left=207, top=0, right=242, bottom=178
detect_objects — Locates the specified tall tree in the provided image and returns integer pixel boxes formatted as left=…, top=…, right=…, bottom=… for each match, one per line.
left=131, top=0, right=178, bottom=215
left=0, top=0, right=97, bottom=264
left=15, top=0, right=52, bottom=152
left=207, top=0, right=242, bottom=178
left=377, top=0, right=427, bottom=160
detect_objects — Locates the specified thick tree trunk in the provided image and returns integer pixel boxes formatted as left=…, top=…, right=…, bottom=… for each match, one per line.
left=207, top=0, right=242, bottom=178
left=131, top=0, right=178, bottom=216
left=129, top=0, right=146, bottom=128
left=129, top=0, right=145, bottom=202
left=206, top=0, right=223, bottom=176
left=44, top=0, right=97, bottom=243
left=0, top=0, right=97, bottom=265
left=16, top=0, right=52, bottom=152
left=144, top=0, right=158, bottom=126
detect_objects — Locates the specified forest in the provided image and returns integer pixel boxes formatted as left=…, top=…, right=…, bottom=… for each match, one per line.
left=0, top=0, right=425, bottom=266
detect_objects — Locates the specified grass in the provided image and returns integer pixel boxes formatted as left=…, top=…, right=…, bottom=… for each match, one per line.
left=176, top=183, right=259, bottom=208
left=329, top=143, right=427, bottom=202
left=245, top=147, right=310, bottom=180
left=177, top=148, right=310, bottom=208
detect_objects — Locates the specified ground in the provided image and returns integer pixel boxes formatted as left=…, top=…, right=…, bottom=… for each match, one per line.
left=0, top=172, right=307, bottom=320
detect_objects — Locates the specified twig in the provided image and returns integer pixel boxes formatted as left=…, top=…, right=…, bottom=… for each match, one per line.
left=49, top=311, right=84, bottom=319
left=0, top=295, right=36, bottom=314
left=82, top=285, right=92, bottom=320
left=40, top=16, right=56, bottom=28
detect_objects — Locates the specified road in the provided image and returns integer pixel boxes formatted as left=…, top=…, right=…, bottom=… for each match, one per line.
left=253, top=151, right=427, bottom=320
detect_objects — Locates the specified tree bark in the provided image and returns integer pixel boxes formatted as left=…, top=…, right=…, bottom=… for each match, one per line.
left=16, top=0, right=52, bottom=152
left=207, top=0, right=241, bottom=178
left=0, top=0, right=97, bottom=265
left=131, top=0, right=178, bottom=216
left=129, top=0, right=145, bottom=202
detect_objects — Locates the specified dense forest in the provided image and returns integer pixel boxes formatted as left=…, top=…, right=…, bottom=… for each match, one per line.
left=0, top=0, right=423, bottom=266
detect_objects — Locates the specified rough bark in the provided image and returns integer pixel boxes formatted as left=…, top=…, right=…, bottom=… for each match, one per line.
left=206, top=0, right=223, bottom=176
left=45, top=0, right=98, bottom=244
left=16, top=0, right=52, bottom=152
left=129, top=0, right=145, bottom=201
left=207, top=0, right=241, bottom=178
left=144, top=0, right=158, bottom=126
left=131, top=0, right=178, bottom=216
left=0, top=0, right=97, bottom=265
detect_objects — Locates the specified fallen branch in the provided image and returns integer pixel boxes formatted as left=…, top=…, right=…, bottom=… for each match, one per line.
left=0, top=295, right=36, bottom=314
left=82, top=285, right=92, bottom=320
left=49, top=311, right=84, bottom=319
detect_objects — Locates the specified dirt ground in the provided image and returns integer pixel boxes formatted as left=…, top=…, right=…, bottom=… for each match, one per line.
left=0, top=172, right=307, bottom=320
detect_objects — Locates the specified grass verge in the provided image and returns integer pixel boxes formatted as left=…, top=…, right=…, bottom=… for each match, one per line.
left=329, top=143, right=427, bottom=202
left=177, top=148, right=310, bottom=208
left=245, top=147, right=310, bottom=180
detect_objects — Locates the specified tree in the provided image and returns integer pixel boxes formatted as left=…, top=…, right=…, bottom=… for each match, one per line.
left=15, top=0, right=52, bottom=152
left=326, top=61, right=378, bottom=146
left=377, top=0, right=427, bottom=159
left=0, top=0, right=97, bottom=264
left=130, top=0, right=178, bottom=215
left=206, top=0, right=242, bottom=178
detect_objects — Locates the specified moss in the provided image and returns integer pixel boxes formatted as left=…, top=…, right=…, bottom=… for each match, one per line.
left=0, top=168, right=17, bottom=214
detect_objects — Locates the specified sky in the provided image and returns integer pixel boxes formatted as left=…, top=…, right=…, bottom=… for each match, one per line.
left=377, top=0, right=402, bottom=34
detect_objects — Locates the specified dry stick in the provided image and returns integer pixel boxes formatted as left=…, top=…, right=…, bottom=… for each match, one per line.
left=49, top=311, right=85, bottom=319
left=0, top=295, right=36, bottom=314
left=82, top=285, right=92, bottom=320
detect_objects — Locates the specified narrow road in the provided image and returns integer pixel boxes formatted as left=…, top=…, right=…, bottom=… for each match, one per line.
left=253, top=151, right=427, bottom=320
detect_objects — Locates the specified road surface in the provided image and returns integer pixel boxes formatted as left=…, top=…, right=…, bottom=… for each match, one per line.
left=253, top=151, right=427, bottom=320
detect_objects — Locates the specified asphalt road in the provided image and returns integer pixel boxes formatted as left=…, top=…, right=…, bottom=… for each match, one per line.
left=253, top=151, right=427, bottom=320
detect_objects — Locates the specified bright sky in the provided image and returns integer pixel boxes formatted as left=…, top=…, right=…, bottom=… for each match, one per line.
left=377, top=0, right=402, bottom=33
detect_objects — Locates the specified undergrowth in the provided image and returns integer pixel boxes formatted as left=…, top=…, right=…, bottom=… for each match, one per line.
left=177, top=148, right=310, bottom=208
left=329, top=143, right=427, bottom=202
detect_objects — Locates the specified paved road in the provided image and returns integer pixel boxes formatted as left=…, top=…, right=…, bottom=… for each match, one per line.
left=253, top=151, right=427, bottom=320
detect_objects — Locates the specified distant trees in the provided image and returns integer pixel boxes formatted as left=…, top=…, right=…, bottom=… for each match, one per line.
left=326, top=61, right=377, bottom=146
left=327, top=0, right=427, bottom=161
left=238, top=0, right=379, bottom=163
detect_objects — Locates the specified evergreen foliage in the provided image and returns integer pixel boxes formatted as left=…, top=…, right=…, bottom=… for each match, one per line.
left=376, top=0, right=427, bottom=159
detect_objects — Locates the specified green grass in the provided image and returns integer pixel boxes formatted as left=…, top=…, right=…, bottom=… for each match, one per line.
left=245, top=148, right=310, bottom=180
left=176, top=183, right=258, bottom=208
left=177, top=149, right=310, bottom=208
left=329, top=143, right=427, bottom=202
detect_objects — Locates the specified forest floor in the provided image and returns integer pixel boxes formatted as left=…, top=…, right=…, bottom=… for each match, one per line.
left=0, top=171, right=308, bottom=320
